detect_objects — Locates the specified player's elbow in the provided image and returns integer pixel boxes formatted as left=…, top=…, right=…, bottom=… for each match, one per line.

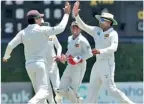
left=61, top=25, right=67, bottom=32
left=84, top=52, right=93, bottom=60
left=112, top=46, right=118, bottom=52
left=111, top=44, right=118, bottom=52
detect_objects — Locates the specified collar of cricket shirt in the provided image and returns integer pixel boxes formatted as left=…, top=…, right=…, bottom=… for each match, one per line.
left=72, top=33, right=82, bottom=40
left=103, top=27, right=114, bottom=34
left=28, top=24, right=40, bottom=27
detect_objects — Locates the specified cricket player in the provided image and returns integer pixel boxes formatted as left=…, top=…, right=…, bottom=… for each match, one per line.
left=41, top=20, right=61, bottom=92
left=3, top=2, right=71, bottom=104
left=47, top=35, right=62, bottom=104
left=47, top=36, right=62, bottom=104
left=55, top=21, right=93, bottom=104
left=72, top=1, right=135, bottom=104
left=40, top=19, right=62, bottom=104
left=47, top=35, right=62, bottom=91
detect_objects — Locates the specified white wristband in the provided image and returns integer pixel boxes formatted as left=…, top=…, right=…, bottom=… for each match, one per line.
left=73, top=56, right=82, bottom=63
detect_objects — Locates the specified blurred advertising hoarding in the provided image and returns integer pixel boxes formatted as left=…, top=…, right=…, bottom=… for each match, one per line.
left=65, top=82, right=143, bottom=104
left=1, top=82, right=33, bottom=104
left=1, top=82, right=143, bottom=104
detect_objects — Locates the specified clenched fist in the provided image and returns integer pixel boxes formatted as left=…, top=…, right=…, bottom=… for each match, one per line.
left=92, top=48, right=100, bottom=55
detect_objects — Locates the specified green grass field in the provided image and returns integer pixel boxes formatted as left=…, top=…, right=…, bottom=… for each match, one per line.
left=1, top=43, right=143, bottom=82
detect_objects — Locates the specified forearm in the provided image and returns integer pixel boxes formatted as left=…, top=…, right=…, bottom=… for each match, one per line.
left=3, top=43, right=13, bottom=59
left=75, top=15, right=95, bottom=36
left=57, top=47, right=62, bottom=56
left=99, top=44, right=118, bottom=54
left=75, top=15, right=86, bottom=29
left=52, top=14, right=69, bottom=35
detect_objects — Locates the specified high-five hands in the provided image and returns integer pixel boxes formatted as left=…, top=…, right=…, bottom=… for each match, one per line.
left=63, top=1, right=71, bottom=15
left=72, top=1, right=80, bottom=17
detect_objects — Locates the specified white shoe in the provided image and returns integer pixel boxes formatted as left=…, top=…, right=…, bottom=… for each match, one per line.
left=55, top=93, right=63, bottom=104
left=77, top=97, right=83, bottom=104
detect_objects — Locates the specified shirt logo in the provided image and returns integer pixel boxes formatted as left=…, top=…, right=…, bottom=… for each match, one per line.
left=75, top=44, right=80, bottom=47
left=104, top=34, right=109, bottom=37
left=77, top=56, right=80, bottom=59
left=97, top=31, right=101, bottom=36
left=104, top=75, right=109, bottom=78
left=48, top=37, right=53, bottom=41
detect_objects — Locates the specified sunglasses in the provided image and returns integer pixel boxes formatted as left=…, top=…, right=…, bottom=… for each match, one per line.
left=35, top=15, right=42, bottom=19
left=99, top=18, right=112, bottom=23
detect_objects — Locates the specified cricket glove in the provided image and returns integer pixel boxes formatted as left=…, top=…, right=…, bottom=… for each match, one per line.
left=68, top=55, right=83, bottom=65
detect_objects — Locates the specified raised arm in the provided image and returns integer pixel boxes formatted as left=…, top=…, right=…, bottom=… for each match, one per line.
left=75, top=15, right=96, bottom=36
left=65, top=36, right=71, bottom=56
left=73, top=1, right=98, bottom=36
left=3, top=31, right=23, bottom=62
left=43, top=2, right=71, bottom=36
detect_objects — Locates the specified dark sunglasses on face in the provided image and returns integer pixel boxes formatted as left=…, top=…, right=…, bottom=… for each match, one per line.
left=99, top=18, right=112, bottom=23
left=35, top=15, right=42, bottom=19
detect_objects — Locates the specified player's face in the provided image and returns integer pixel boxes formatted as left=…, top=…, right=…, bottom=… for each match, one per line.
left=71, top=25, right=81, bottom=36
left=35, top=17, right=43, bottom=25
left=99, top=18, right=112, bottom=30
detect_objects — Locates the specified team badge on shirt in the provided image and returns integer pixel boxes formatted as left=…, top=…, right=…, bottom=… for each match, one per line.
left=75, top=44, right=80, bottom=47
left=104, top=34, right=109, bottom=37
left=48, top=37, right=53, bottom=41
left=104, top=75, right=109, bottom=78
left=97, top=31, right=101, bottom=36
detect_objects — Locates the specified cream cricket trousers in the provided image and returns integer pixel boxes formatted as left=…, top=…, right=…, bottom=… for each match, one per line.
left=48, top=61, right=60, bottom=91
left=58, top=61, right=86, bottom=103
left=85, top=59, right=135, bottom=104
left=26, top=61, right=50, bottom=104
left=47, top=59, right=60, bottom=104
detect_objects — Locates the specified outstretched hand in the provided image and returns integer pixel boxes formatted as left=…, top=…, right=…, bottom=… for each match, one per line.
left=72, top=1, right=80, bottom=17
left=63, top=1, right=71, bottom=15
left=2, top=58, right=8, bottom=62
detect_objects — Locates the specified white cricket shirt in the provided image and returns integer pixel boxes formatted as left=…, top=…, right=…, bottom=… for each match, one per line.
left=75, top=15, right=118, bottom=60
left=3, top=14, right=69, bottom=64
left=66, top=34, right=93, bottom=61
